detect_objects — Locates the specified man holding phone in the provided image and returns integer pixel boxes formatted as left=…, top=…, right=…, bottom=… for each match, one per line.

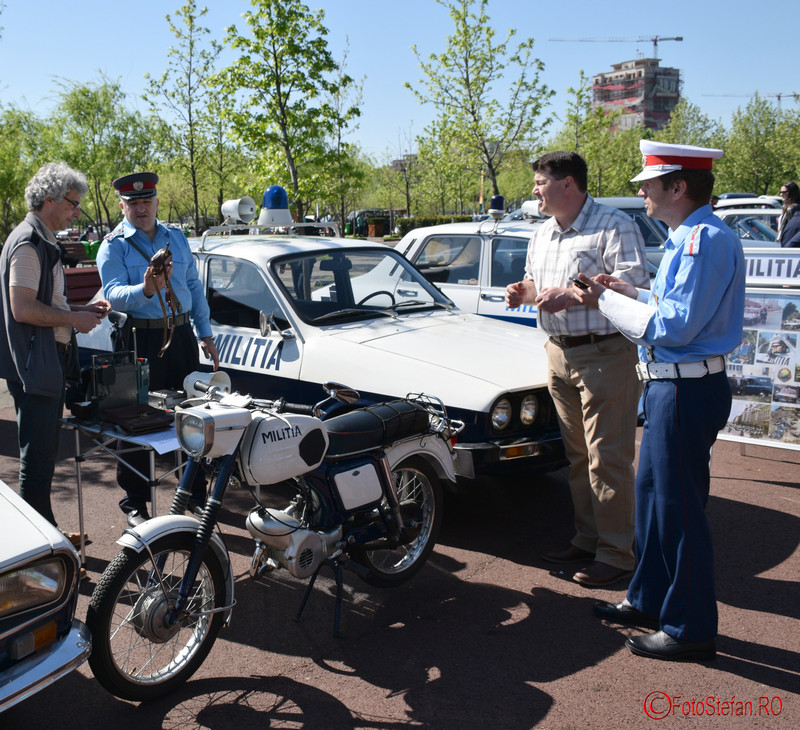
left=505, top=151, right=648, bottom=587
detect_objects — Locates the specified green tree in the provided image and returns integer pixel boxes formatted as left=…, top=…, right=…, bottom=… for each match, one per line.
left=319, top=42, right=364, bottom=230
left=46, top=77, right=163, bottom=234
left=0, top=107, right=43, bottom=239
left=715, top=95, right=783, bottom=195
left=416, top=120, right=478, bottom=214
left=654, top=98, right=724, bottom=149
left=205, top=89, right=256, bottom=226
left=496, top=147, right=536, bottom=209
left=215, top=0, right=357, bottom=221
left=145, top=1, right=222, bottom=233
left=405, top=0, right=553, bottom=197
left=770, top=105, right=800, bottom=191
left=546, top=72, right=644, bottom=197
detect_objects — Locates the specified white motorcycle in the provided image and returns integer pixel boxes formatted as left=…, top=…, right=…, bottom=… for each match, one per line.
left=86, top=381, right=463, bottom=701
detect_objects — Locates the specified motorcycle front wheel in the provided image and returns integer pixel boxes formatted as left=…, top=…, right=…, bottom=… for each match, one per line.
left=86, top=533, right=227, bottom=701
left=352, top=456, right=443, bottom=588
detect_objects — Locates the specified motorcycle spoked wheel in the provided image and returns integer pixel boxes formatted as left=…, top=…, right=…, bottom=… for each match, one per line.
left=351, top=456, right=442, bottom=588
left=86, top=532, right=226, bottom=701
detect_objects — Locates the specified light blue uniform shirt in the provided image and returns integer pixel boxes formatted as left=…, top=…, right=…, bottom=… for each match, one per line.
left=640, top=204, right=745, bottom=363
left=97, top=219, right=212, bottom=339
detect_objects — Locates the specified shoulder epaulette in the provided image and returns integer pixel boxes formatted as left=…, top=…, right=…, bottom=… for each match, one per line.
left=686, top=224, right=704, bottom=256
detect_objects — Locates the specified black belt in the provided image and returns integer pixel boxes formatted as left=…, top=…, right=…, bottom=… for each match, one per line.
left=548, top=332, right=621, bottom=349
left=56, top=341, right=72, bottom=355
left=130, top=312, right=189, bottom=329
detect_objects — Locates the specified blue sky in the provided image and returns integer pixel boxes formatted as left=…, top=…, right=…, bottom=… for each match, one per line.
left=1, top=0, right=797, bottom=159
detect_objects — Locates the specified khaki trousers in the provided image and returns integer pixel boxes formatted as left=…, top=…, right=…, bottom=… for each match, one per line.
left=546, top=335, right=639, bottom=570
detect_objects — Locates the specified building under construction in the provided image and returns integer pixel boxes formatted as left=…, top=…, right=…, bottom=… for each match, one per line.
left=592, top=58, right=681, bottom=130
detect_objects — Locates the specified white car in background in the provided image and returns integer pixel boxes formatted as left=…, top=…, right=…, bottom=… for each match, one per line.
left=714, top=197, right=782, bottom=211
left=0, top=480, right=90, bottom=712
left=715, top=208, right=781, bottom=248
left=396, top=208, right=545, bottom=328
left=397, top=197, right=666, bottom=330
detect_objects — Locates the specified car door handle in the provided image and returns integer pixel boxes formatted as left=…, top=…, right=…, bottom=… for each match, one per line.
left=480, top=294, right=505, bottom=302
left=398, top=289, right=418, bottom=297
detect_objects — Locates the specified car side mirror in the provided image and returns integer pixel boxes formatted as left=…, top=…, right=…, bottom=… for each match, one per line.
left=259, top=310, right=294, bottom=340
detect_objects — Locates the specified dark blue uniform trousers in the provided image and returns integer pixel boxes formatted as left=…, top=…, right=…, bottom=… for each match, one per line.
left=627, top=370, right=731, bottom=642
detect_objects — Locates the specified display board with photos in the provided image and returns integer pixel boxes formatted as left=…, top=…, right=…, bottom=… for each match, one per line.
left=721, top=249, right=800, bottom=450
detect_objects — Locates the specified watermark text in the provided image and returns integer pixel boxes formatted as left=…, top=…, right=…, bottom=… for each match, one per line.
left=643, top=691, right=783, bottom=719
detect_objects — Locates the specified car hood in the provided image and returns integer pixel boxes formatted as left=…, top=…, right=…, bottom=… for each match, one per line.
left=0, top=481, right=64, bottom=571
left=301, top=310, right=551, bottom=411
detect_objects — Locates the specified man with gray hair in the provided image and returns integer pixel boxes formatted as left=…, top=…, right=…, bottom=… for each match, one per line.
left=0, top=162, right=110, bottom=530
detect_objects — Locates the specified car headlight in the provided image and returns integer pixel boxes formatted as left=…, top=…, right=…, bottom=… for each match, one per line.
left=520, top=394, right=538, bottom=426
left=490, top=397, right=512, bottom=431
left=176, top=411, right=214, bottom=457
left=0, top=559, right=66, bottom=618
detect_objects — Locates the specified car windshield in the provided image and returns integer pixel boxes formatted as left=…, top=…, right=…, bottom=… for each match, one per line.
left=727, top=217, right=778, bottom=242
left=270, top=248, right=453, bottom=325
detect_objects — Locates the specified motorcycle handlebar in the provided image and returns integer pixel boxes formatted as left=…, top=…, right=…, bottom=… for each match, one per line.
left=279, top=401, right=315, bottom=416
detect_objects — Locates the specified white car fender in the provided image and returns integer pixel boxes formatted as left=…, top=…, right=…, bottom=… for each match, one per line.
left=385, top=434, right=457, bottom=484
left=117, top=515, right=235, bottom=624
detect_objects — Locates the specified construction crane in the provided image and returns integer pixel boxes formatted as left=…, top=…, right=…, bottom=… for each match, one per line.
left=550, top=36, right=683, bottom=59
left=702, top=92, right=799, bottom=109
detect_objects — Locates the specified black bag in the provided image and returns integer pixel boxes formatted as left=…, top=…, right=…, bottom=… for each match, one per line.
left=101, top=403, right=173, bottom=435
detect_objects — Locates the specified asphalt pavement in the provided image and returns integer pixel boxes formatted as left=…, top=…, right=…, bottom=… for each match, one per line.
left=0, top=382, right=798, bottom=729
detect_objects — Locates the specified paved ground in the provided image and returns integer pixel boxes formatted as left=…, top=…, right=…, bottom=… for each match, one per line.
left=0, top=383, right=798, bottom=729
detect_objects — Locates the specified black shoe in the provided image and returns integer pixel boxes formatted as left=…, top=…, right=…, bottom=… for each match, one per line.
left=572, top=561, right=633, bottom=587
left=594, top=600, right=659, bottom=629
left=125, top=507, right=151, bottom=528
left=541, top=543, right=595, bottom=564
left=626, top=630, right=716, bottom=661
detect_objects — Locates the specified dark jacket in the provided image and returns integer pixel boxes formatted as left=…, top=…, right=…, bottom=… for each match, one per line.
left=780, top=208, right=800, bottom=247
left=0, top=213, right=65, bottom=396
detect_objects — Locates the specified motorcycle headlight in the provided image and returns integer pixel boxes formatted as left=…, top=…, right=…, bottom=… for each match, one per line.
left=176, top=405, right=252, bottom=458
left=490, top=397, right=512, bottom=431
left=176, top=411, right=214, bottom=457
left=520, top=394, right=538, bottom=426
left=0, top=559, right=66, bottom=618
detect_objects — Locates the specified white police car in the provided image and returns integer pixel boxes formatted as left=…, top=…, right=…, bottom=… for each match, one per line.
left=397, top=199, right=545, bottom=329
left=0, top=479, right=90, bottom=712
left=82, top=187, right=565, bottom=479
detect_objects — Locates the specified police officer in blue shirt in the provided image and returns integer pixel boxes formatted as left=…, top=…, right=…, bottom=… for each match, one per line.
left=572, top=141, right=746, bottom=661
left=98, top=172, right=219, bottom=526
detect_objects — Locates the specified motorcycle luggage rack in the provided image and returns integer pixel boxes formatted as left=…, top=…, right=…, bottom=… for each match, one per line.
left=406, top=392, right=465, bottom=438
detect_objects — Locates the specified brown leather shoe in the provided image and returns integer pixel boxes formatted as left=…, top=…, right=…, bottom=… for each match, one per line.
left=573, top=561, right=633, bottom=587
left=63, top=531, right=92, bottom=547
left=541, top=543, right=595, bottom=564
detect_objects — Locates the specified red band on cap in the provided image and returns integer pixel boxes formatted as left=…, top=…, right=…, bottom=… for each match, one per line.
left=118, top=181, right=156, bottom=194
left=644, top=155, right=713, bottom=170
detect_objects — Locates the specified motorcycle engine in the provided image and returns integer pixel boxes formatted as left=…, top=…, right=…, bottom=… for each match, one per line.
left=247, top=506, right=330, bottom=579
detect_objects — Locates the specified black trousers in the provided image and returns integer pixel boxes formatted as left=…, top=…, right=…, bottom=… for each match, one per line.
left=118, top=322, right=206, bottom=511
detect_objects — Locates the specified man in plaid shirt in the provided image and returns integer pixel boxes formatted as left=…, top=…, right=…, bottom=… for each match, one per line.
left=506, top=151, right=649, bottom=587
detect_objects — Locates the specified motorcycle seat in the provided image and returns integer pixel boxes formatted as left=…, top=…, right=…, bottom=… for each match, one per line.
left=324, top=400, right=430, bottom=457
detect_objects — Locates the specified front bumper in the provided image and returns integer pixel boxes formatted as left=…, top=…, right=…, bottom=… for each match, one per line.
left=453, top=434, right=566, bottom=479
left=0, top=619, right=91, bottom=712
